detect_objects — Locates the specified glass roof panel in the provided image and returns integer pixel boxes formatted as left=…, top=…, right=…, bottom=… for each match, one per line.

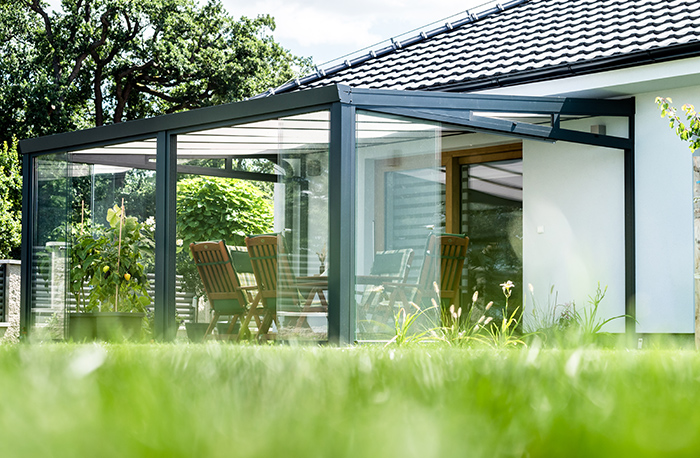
left=176, top=111, right=330, bottom=159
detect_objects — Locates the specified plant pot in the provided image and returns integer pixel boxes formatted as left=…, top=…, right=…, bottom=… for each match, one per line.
left=94, top=312, right=145, bottom=342
left=68, top=312, right=97, bottom=342
left=217, top=320, right=241, bottom=337
left=185, top=322, right=210, bottom=342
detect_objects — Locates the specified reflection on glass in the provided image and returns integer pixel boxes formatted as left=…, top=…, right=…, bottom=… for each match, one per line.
left=31, top=140, right=158, bottom=341
left=176, top=111, right=330, bottom=341
left=461, top=159, right=523, bottom=316
left=355, top=111, right=443, bottom=341
left=31, top=154, right=69, bottom=341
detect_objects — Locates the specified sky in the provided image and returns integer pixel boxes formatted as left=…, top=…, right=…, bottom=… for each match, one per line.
left=220, top=0, right=492, bottom=66
left=45, top=0, right=492, bottom=66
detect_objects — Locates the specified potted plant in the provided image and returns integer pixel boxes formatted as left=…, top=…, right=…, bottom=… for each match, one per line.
left=67, top=202, right=152, bottom=341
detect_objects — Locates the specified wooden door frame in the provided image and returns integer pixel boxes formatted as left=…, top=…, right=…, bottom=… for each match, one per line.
left=442, top=143, right=522, bottom=234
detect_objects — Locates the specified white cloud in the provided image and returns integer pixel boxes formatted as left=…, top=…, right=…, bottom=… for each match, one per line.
left=222, top=0, right=491, bottom=63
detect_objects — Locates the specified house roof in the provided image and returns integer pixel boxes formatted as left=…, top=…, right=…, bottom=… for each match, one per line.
left=270, top=0, right=700, bottom=96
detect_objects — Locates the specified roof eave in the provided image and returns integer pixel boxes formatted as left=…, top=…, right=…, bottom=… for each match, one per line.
left=424, top=41, right=700, bottom=93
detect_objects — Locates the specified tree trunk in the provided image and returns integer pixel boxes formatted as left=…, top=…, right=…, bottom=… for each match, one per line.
left=94, top=65, right=104, bottom=127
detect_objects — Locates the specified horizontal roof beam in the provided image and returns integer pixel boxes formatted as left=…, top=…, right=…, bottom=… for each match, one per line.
left=20, top=85, right=343, bottom=155
left=349, top=87, right=635, bottom=117
left=371, top=107, right=633, bottom=150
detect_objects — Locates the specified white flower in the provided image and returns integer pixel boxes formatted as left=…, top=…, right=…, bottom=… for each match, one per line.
left=472, top=291, right=479, bottom=303
left=500, top=280, right=515, bottom=297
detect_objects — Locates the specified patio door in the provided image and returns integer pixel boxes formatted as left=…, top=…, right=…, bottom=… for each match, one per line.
left=444, top=143, right=523, bottom=311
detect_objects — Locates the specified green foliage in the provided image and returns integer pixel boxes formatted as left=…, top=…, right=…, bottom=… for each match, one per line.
left=432, top=291, right=480, bottom=346
left=66, top=205, right=153, bottom=312
left=115, top=170, right=156, bottom=224
left=656, top=97, right=700, bottom=152
left=471, top=280, right=527, bottom=348
left=384, top=303, right=436, bottom=347
left=1, top=0, right=309, bottom=144
left=177, top=176, right=273, bottom=247
left=526, top=283, right=629, bottom=348
left=176, top=176, right=273, bottom=294
left=0, top=139, right=22, bottom=259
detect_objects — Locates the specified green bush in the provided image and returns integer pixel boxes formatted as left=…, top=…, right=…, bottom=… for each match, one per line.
left=177, top=176, right=273, bottom=247
left=0, top=139, right=21, bottom=259
left=176, top=176, right=273, bottom=294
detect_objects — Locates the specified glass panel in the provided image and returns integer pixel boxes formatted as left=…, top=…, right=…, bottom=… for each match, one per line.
left=461, top=159, right=523, bottom=316
left=31, top=140, right=158, bottom=341
left=355, top=111, right=443, bottom=341
left=30, top=153, right=69, bottom=341
left=176, top=111, right=330, bottom=342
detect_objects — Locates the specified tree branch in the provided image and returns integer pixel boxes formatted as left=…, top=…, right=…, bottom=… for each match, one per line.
left=27, top=0, right=60, bottom=80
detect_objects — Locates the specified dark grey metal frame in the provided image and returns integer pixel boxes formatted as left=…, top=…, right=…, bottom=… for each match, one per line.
left=19, top=84, right=636, bottom=343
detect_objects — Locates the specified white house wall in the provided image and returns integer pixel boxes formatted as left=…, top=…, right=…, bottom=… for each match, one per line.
left=522, top=117, right=627, bottom=333
left=480, top=59, right=700, bottom=333
left=634, top=86, right=699, bottom=333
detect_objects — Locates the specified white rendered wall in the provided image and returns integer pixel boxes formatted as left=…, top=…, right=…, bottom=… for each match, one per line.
left=523, top=117, right=627, bottom=332
left=633, top=88, right=699, bottom=333
left=481, top=60, right=700, bottom=333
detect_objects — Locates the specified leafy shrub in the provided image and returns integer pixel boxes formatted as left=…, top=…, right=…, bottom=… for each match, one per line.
left=177, top=176, right=273, bottom=247
left=176, top=176, right=273, bottom=295
left=0, top=139, right=21, bottom=259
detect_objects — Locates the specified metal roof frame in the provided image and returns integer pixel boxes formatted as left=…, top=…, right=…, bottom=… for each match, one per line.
left=19, top=84, right=637, bottom=343
left=19, top=84, right=634, bottom=156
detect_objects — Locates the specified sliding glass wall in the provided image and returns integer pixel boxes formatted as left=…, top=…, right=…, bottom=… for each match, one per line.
left=29, top=139, right=157, bottom=341
left=175, top=111, right=330, bottom=341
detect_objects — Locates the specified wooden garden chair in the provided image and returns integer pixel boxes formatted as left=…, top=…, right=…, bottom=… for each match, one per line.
left=384, top=233, right=469, bottom=316
left=241, top=234, right=293, bottom=339
left=189, top=240, right=257, bottom=341
left=242, top=234, right=328, bottom=338
left=357, top=248, right=414, bottom=331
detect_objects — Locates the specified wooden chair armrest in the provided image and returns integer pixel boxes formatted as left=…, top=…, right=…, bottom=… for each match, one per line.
left=381, top=281, right=416, bottom=289
left=356, top=275, right=403, bottom=285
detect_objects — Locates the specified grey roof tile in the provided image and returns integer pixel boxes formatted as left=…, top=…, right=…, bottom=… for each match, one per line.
left=271, top=0, right=700, bottom=95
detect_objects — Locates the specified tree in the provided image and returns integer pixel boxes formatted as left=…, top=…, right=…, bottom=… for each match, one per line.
left=656, top=97, right=700, bottom=151
left=0, top=139, right=22, bottom=259
left=1, top=0, right=308, bottom=144
left=0, top=0, right=307, bottom=258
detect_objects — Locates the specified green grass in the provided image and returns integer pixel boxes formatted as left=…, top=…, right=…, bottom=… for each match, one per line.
left=0, top=343, right=698, bottom=457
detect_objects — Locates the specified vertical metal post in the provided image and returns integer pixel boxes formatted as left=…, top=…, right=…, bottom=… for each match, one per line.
left=19, top=153, right=35, bottom=340
left=155, top=131, right=178, bottom=341
left=328, top=102, right=356, bottom=345
left=624, top=109, right=636, bottom=335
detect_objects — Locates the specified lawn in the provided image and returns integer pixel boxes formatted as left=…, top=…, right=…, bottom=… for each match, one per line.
left=0, top=343, right=697, bottom=457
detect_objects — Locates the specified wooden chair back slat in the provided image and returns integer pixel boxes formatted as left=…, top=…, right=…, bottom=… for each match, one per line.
left=438, top=236, right=468, bottom=300
left=246, top=235, right=279, bottom=302
left=189, top=240, right=250, bottom=340
left=190, top=241, right=245, bottom=304
left=410, top=233, right=469, bottom=306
